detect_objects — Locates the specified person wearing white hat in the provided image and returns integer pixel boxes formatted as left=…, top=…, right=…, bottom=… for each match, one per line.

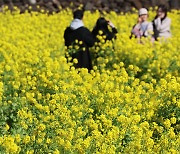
left=130, top=8, right=153, bottom=41
left=139, top=8, right=148, bottom=16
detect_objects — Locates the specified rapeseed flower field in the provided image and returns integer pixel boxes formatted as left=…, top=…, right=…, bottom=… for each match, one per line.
left=0, top=6, right=180, bottom=153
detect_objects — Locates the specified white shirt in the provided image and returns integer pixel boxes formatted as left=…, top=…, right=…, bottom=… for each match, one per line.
left=153, top=17, right=171, bottom=38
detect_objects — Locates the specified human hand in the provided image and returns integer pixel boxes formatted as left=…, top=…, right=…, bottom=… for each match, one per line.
left=108, top=21, right=115, bottom=28
left=157, top=10, right=165, bottom=19
left=159, top=12, right=165, bottom=19
left=138, top=17, right=142, bottom=23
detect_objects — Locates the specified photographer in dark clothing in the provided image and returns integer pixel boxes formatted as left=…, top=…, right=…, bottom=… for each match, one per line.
left=92, top=17, right=118, bottom=42
left=91, top=17, right=118, bottom=68
left=64, top=9, right=95, bottom=71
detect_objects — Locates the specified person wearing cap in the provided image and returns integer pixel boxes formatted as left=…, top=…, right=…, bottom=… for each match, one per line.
left=64, top=9, right=95, bottom=71
left=152, top=4, right=171, bottom=40
left=130, top=8, right=153, bottom=40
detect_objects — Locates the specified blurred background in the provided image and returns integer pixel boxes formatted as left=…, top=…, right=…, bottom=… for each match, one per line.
left=0, top=0, right=179, bottom=13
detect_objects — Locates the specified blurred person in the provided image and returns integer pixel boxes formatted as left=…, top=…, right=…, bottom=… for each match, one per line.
left=92, top=17, right=118, bottom=42
left=91, top=17, right=118, bottom=67
left=64, top=9, right=95, bottom=71
left=130, top=8, right=153, bottom=40
left=152, top=4, right=171, bottom=40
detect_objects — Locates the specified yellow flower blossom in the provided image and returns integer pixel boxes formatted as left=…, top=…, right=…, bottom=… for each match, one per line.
left=0, top=8, right=179, bottom=154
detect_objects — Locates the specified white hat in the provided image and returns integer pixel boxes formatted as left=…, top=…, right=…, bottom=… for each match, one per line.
left=138, top=8, right=148, bottom=16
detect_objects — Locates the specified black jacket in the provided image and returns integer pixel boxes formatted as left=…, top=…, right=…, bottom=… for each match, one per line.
left=92, top=27, right=118, bottom=42
left=64, top=26, right=95, bottom=70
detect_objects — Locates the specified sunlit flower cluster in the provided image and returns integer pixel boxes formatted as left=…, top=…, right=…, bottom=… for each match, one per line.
left=0, top=7, right=179, bottom=153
